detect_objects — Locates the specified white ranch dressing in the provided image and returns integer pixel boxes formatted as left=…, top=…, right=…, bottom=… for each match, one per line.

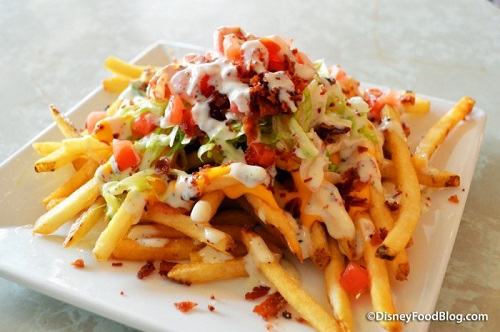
left=204, top=227, right=227, bottom=244
left=229, top=162, right=268, bottom=188
left=264, top=71, right=298, bottom=113
left=304, top=181, right=355, bottom=240
left=198, top=245, right=234, bottom=263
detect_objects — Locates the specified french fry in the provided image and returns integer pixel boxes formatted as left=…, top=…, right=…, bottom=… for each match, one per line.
left=310, top=221, right=331, bottom=271
left=34, top=136, right=111, bottom=172
left=244, top=193, right=303, bottom=262
left=111, top=237, right=199, bottom=261
left=413, top=96, right=475, bottom=171
left=324, top=237, right=352, bottom=332
left=369, top=185, right=410, bottom=281
left=32, top=141, right=62, bottom=156
left=376, top=105, right=421, bottom=260
left=241, top=229, right=341, bottom=332
left=166, top=259, right=248, bottom=285
left=64, top=197, right=105, bottom=247
left=356, top=214, right=402, bottom=332
left=190, top=190, right=225, bottom=224
left=49, top=105, right=81, bottom=139
left=128, top=223, right=187, bottom=239
left=145, top=204, right=236, bottom=255
left=42, top=158, right=99, bottom=208
left=416, top=169, right=460, bottom=188
left=33, top=177, right=101, bottom=235
left=103, top=76, right=131, bottom=94
left=93, top=190, right=147, bottom=261
left=104, top=56, right=144, bottom=79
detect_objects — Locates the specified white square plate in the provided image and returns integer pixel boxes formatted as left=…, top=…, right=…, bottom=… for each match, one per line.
left=0, top=41, right=486, bottom=332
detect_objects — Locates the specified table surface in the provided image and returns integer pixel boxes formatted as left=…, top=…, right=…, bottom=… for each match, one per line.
left=1, top=1, right=499, bottom=331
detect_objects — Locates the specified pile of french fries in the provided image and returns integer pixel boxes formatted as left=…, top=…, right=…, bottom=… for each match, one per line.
left=31, top=53, right=475, bottom=332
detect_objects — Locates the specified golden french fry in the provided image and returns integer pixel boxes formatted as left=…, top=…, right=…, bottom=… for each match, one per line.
left=369, top=185, right=410, bottom=280
left=104, top=56, right=144, bottom=79
left=244, top=193, right=303, bottom=262
left=63, top=196, right=105, bottom=247
left=33, top=177, right=101, bottom=235
left=42, top=158, right=99, bottom=208
left=190, top=190, right=225, bottom=224
left=128, top=223, right=187, bottom=239
left=356, top=214, right=402, bottom=332
left=93, top=190, right=147, bottom=262
left=413, top=96, right=475, bottom=170
left=310, top=221, right=331, bottom=271
left=32, top=141, right=62, bottom=156
left=166, top=259, right=248, bottom=285
left=111, top=237, right=199, bottom=261
left=34, top=136, right=111, bottom=172
left=241, top=229, right=341, bottom=332
left=103, top=76, right=131, bottom=94
left=416, top=169, right=460, bottom=188
left=49, top=105, right=81, bottom=139
left=145, top=205, right=236, bottom=255
left=376, top=105, right=420, bottom=260
left=324, top=237, right=352, bottom=332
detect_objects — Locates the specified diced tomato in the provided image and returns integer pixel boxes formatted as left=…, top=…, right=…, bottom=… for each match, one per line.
left=112, top=139, right=141, bottom=171
left=260, top=37, right=286, bottom=72
left=166, top=95, right=184, bottom=125
left=133, top=112, right=157, bottom=137
left=253, top=292, right=287, bottom=321
left=223, top=34, right=244, bottom=62
left=180, top=105, right=199, bottom=138
left=200, top=74, right=215, bottom=98
left=363, top=88, right=400, bottom=120
left=339, top=261, right=370, bottom=297
left=245, top=142, right=275, bottom=168
left=213, top=26, right=244, bottom=54
left=85, top=111, right=107, bottom=133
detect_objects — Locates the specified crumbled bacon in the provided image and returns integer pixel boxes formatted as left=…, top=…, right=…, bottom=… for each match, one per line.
left=71, top=259, right=85, bottom=268
left=158, top=260, right=177, bottom=278
left=253, top=292, right=287, bottom=321
left=208, top=305, right=215, bottom=312
left=448, top=194, right=459, bottom=203
left=245, top=285, right=271, bottom=300
left=137, top=260, right=156, bottom=279
left=174, top=301, right=198, bottom=313
left=112, top=262, right=123, bottom=267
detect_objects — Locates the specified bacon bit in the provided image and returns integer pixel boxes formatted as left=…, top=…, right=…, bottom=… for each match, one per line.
left=296, top=317, right=308, bottom=324
left=137, top=260, right=156, bottom=279
left=174, top=301, right=198, bottom=313
left=112, top=262, right=123, bottom=267
left=379, top=228, right=388, bottom=241
left=448, top=194, right=459, bottom=203
left=282, top=311, right=292, bottom=319
left=245, top=285, right=271, bottom=300
left=208, top=305, right=215, bottom=312
left=210, top=294, right=216, bottom=300
left=71, top=259, right=85, bottom=268
left=266, top=323, right=274, bottom=330
left=120, top=291, right=125, bottom=296
left=253, top=292, right=287, bottom=321
left=158, top=260, right=177, bottom=278
left=370, top=233, right=383, bottom=246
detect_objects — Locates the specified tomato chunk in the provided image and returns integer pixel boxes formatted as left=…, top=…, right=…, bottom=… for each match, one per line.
left=166, top=95, right=184, bottom=125
left=86, top=111, right=107, bottom=133
left=200, top=74, right=215, bottom=98
left=112, top=139, right=141, bottom=171
left=260, top=37, right=286, bottom=72
left=133, top=112, right=157, bottom=137
left=339, top=261, right=370, bottom=297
